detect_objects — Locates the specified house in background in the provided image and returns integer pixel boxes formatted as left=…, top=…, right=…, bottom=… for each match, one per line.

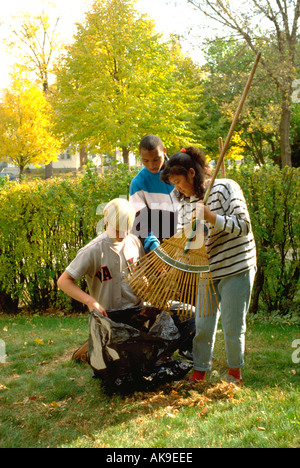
left=115, top=148, right=141, bottom=167
left=0, top=147, right=141, bottom=177
left=0, top=161, right=19, bottom=176
left=53, top=147, right=81, bottom=171
left=0, top=148, right=81, bottom=176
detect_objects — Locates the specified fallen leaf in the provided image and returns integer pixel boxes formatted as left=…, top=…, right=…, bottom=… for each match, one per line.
left=3, top=326, right=8, bottom=332
left=34, top=339, right=44, bottom=345
left=199, top=407, right=208, bottom=416
left=257, top=427, right=266, bottom=431
left=0, top=384, right=9, bottom=391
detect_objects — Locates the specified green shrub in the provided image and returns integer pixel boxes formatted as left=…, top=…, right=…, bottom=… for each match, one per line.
left=0, top=165, right=136, bottom=312
left=227, top=164, right=300, bottom=315
left=0, top=163, right=298, bottom=315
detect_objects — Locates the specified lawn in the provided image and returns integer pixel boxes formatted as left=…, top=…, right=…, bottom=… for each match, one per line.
left=0, top=312, right=299, bottom=448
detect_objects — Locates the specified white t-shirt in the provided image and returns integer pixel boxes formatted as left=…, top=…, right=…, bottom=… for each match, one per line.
left=66, top=233, right=145, bottom=310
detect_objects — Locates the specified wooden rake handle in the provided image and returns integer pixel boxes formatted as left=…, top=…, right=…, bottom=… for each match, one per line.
left=184, top=51, right=261, bottom=254
left=202, top=51, right=261, bottom=204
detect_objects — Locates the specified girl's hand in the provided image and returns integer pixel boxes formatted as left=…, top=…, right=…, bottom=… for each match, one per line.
left=196, top=201, right=217, bottom=225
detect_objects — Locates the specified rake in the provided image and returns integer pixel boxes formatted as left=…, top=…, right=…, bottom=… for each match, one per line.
left=124, top=52, right=261, bottom=318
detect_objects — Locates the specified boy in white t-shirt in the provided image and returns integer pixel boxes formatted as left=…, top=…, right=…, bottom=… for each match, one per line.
left=58, top=198, right=145, bottom=316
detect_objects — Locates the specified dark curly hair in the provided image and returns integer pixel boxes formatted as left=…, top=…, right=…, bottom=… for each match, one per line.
left=161, top=147, right=211, bottom=199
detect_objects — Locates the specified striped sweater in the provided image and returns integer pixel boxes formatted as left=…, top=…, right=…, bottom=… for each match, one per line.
left=177, top=178, right=256, bottom=280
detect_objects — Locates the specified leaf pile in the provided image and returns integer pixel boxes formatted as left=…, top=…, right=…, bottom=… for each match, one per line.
left=122, top=380, right=242, bottom=416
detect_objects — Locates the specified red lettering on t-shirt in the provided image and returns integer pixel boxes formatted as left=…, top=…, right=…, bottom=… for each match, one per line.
left=95, top=266, right=112, bottom=282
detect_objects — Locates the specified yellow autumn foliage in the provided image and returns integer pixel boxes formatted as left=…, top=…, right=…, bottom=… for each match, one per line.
left=226, top=132, right=246, bottom=161
left=0, top=70, right=62, bottom=176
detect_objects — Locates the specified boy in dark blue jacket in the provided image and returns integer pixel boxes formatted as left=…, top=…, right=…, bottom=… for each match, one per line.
left=129, top=135, right=178, bottom=252
left=130, top=135, right=194, bottom=362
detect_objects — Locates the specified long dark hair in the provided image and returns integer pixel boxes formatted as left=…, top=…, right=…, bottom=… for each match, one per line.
left=161, top=147, right=211, bottom=199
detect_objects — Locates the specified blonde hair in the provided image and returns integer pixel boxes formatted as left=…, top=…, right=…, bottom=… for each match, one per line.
left=103, top=198, right=135, bottom=233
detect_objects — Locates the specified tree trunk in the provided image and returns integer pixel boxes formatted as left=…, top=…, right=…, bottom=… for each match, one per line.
left=279, top=98, right=292, bottom=168
left=80, top=146, right=88, bottom=167
left=122, top=147, right=130, bottom=167
left=19, top=163, right=25, bottom=182
left=45, top=162, right=53, bottom=179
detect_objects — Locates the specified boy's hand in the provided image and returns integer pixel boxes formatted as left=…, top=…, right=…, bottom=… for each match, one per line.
left=57, top=272, right=108, bottom=317
left=86, top=299, right=108, bottom=317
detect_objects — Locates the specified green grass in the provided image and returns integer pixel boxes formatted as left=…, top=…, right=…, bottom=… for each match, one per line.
left=0, top=312, right=299, bottom=448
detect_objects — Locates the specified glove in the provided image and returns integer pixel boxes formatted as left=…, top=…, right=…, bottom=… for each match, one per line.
left=144, top=232, right=160, bottom=253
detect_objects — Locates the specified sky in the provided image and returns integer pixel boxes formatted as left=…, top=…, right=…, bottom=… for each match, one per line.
left=0, top=0, right=209, bottom=91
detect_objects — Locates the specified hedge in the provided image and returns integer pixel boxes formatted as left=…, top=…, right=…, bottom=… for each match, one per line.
left=0, top=164, right=136, bottom=312
left=0, top=163, right=299, bottom=315
left=227, top=164, right=299, bottom=315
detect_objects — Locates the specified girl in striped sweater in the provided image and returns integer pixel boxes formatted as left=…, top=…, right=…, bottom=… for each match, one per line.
left=161, top=147, right=256, bottom=383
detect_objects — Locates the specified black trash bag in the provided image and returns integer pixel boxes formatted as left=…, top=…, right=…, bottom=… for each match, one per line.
left=88, top=307, right=193, bottom=394
left=107, top=305, right=195, bottom=355
left=168, top=305, right=195, bottom=356
left=143, top=360, right=193, bottom=389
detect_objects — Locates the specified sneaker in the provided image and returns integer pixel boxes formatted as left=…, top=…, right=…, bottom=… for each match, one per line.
left=72, top=340, right=89, bottom=362
left=224, top=374, right=244, bottom=385
left=188, top=370, right=206, bottom=382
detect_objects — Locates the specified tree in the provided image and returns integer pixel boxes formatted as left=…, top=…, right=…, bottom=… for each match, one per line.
left=187, top=0, right=300, bottom=167
left=198, top=38, right=284, bottom=165
left=6, top=10, right=61, bottom=177
left=53, top=0, right=202, bottom=163
left=0, top=70, right=62, bottom=179
left=6, top=11, right=60, bottom=94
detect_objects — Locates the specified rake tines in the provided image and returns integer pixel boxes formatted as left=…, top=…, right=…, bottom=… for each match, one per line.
left=124, top=225, right=218, bottom=318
